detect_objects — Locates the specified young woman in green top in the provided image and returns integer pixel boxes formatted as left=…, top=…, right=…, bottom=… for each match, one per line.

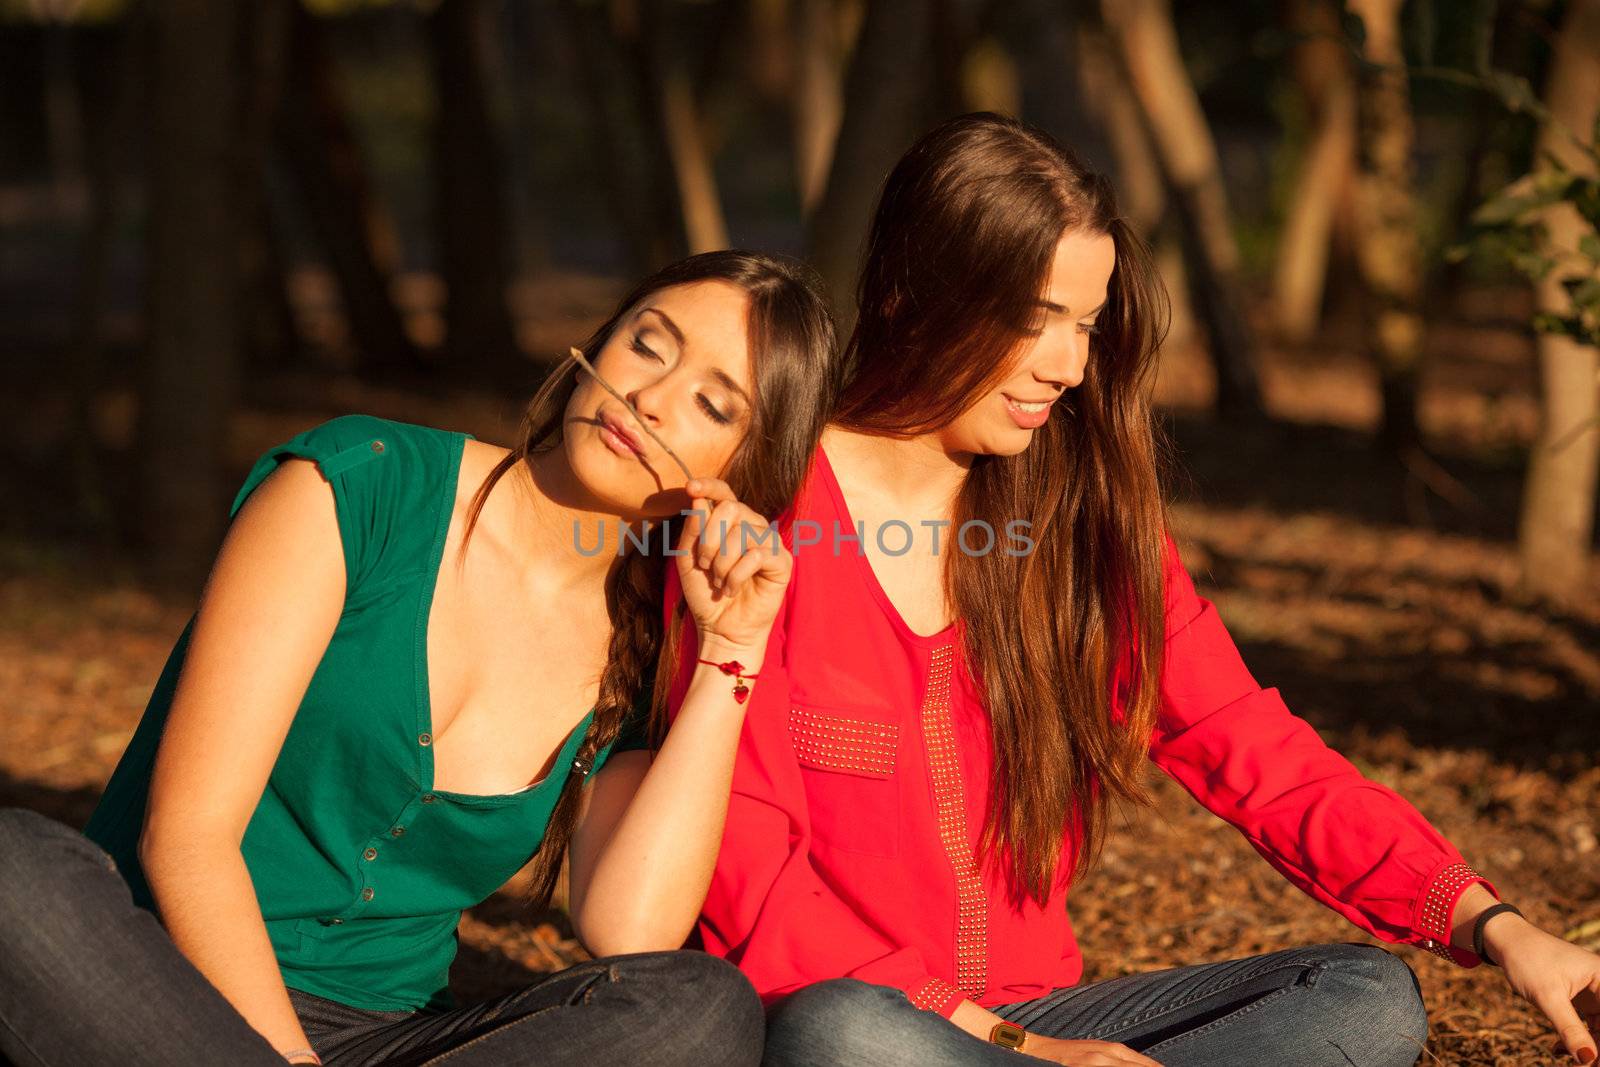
left=0, top=250, right=837, bottom=1066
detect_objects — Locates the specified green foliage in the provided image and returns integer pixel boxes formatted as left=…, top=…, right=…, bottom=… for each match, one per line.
left=1444, top=75, right=1600, bottom=352
left=1449, top=173, right=1600, bottom=349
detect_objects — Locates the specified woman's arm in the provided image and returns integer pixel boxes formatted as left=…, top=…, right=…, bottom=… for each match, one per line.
left=566, top=477, right=789, bottom=955
left=1454, top=883, right=1600, bottom=1065
left=566, top=635, right=766, bottom=955
left=1151, top=531, right=1600, bottom=1063
left=138, top=457, right=349, bottom=1064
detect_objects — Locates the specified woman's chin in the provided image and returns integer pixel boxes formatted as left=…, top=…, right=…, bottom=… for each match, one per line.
left=959, top=430, right=1033, bottom=459
left=571, top=468, right=682, bottom=526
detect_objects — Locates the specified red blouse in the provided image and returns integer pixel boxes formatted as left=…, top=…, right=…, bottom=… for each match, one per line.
left=661, top=445, right=1498, bottom=1018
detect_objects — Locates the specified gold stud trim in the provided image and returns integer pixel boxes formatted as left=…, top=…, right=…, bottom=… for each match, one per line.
left=909, top=976, right=960, bottom=1012
left=1414, top=863, right=1484, bottom=966
left=1416, top=860, right=1488, bottom=947
left=920, top=643, right=987, bottom=1000
left=789, top=707, right=898, bottom=778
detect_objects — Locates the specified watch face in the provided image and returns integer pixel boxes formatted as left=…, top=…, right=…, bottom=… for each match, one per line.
left=990, top=1021, right=1026, bottom=1049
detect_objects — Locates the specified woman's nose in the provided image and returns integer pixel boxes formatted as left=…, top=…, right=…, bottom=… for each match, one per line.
left=1040, top=335, right=1086, bottom=390
left=625, top=381, right=667, bottom=426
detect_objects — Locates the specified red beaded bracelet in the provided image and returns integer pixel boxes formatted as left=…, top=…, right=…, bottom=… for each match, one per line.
left=697, top=657, right=760, bottom=704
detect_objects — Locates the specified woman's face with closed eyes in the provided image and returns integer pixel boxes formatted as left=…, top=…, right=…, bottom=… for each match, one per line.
left=563, top=279, right=757, bottom=517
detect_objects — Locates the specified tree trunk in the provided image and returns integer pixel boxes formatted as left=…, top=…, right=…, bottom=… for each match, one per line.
left=139, top=0, right=243, bottom=588
left=428, top=0, right=523, bottom=380
left=1517, top=0, right=1600, bottom=604
left=1000, top=0, right=1107, bottom=171
left=237, top=0, right=299, bottom=379
left=1073, top=18, right=1196, bottom=347
left=657, top=37, right=729, bottom=252
left=43, top=19, right=84, bottom=215
left=1347, top=0, right=1426, bottom=454
left=1098, top=0, right=1264, bottom=420
left=626, top=1, right=727, bottom=256
left=504, top=0, right=557, bottom=277
left=1273, top=0, right=1356, bottom=346
left=557, top=0, right=682, bottom=275
left=1347, top=0, right=1426, bottom=455
left=793, top=0, right=843, bottom=216
left=68, top=13, right=143, bottom=543
left=278, top=0, right=422, bottom=379
left=806, top=0, right=936, bottom=326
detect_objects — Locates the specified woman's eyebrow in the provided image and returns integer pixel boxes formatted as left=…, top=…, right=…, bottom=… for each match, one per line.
left=1036, top=299, right=1107, bottom=316
left=638, top=306, right=686, bottom=346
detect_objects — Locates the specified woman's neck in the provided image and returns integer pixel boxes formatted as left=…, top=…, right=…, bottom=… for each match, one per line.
left=822, top=424, right=973, bottom=516
left=499, top=447, right=645, bottom=590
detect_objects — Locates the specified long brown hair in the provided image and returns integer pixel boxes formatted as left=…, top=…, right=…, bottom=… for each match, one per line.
left=835, top=112, right=1179, bottom=907
left=462, top=250, right=836, bottom=909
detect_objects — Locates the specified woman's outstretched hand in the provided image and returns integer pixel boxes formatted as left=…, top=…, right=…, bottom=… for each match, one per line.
left=1020, top=1035, right=1163, bottom=1066
left=676, top=476, right=792, bottom=653
left=1485, top=915, right=1600, bottom=1063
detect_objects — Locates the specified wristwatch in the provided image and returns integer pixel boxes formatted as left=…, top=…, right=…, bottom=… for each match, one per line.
left=989, top=1021, right=1028, bottom=1050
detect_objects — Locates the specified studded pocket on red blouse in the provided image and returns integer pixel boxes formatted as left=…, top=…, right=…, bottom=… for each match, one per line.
left=789, top=702, right=901, bottom=857
left=789, top=706, right=899, bottom=779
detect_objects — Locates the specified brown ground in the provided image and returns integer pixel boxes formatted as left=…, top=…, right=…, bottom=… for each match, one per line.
left=1, top=278, right=1596, bottom=1066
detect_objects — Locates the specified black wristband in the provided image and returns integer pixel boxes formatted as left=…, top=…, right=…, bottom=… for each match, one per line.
left=1471, top=902, right=1523, bottom=966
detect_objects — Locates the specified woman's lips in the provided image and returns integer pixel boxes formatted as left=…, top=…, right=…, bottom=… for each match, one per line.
left=1003, top=393, right=1055, bottom=429
left=598, top=410, right=649, bottom=458
left=600, top=422, right=645, bottom=458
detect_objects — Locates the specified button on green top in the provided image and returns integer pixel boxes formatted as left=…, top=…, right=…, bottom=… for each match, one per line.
left=84, top=414, right=654, bottom=1013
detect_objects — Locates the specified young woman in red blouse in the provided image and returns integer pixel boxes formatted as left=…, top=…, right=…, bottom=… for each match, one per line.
left=656, top=114, right=1600, bottom=1066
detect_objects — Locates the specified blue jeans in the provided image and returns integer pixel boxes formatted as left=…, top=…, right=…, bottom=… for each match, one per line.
left=0, top=806, right=764, bottom=1067
left=763, top=941, right=1429, bottom=1066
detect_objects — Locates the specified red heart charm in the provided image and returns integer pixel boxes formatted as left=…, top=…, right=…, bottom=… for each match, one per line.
left=732, top=683, right=750, bottom=704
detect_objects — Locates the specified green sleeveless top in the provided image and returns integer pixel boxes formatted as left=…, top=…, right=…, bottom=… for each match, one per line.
left=83, top=414, right=653, bottom=1013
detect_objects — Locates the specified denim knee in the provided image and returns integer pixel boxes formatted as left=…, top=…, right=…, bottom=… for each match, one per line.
left=666, top=952, right=763, bottom=1030
left=1319, top=943, right=1429, bottom=1064
left=615, top=951, right=765, bottom=1062
left=764, top=978, right=949, bottom=1066
left=0, top=806, right=117, bottom=902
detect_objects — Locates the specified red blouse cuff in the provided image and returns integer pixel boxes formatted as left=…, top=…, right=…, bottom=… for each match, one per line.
left=1413, top=858, right=1499, bottom=967
left=907, top=977, right=965, bottom=1018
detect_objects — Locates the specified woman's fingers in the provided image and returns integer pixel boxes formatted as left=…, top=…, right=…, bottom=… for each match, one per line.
left=693, top=499, right=726, bottom=571
left=1532, top=984, right=1599, bottom=1063
left=677, top=496, right=706, bottom=556
left=677, top=478, right=733, bottom=562
left=1024, top=1036, right=1162, bottom=1066
left=1057, top=1049, right=1156, bottom=1067
left=713, top=512, right=775, bottom=588
left=697, top=499, right=745, bottom=572
left=675, top=480, right=788, bottom=604
left=684, top=477, right=735, bottom=505
left=716, top=543, right=771, bottom=598
left=697, top=501, right=772, bottom=577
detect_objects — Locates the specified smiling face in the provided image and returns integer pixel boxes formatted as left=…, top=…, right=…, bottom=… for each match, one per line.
left=563, top=279, right=756, bottom=516
left=935, top=227, right=1116, bottom=458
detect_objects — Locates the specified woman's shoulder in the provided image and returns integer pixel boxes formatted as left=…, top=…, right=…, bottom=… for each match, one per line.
left=228, top=413, right=476, bottom=594
left=252, top=414, right=473, bottom=493
left=295, top=413, right=474, bottom=463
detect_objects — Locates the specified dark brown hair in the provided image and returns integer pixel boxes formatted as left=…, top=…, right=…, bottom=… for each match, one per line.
left=836, top=112, right=1178, bottom=906
left=461, top=249, right=836, bottom=909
